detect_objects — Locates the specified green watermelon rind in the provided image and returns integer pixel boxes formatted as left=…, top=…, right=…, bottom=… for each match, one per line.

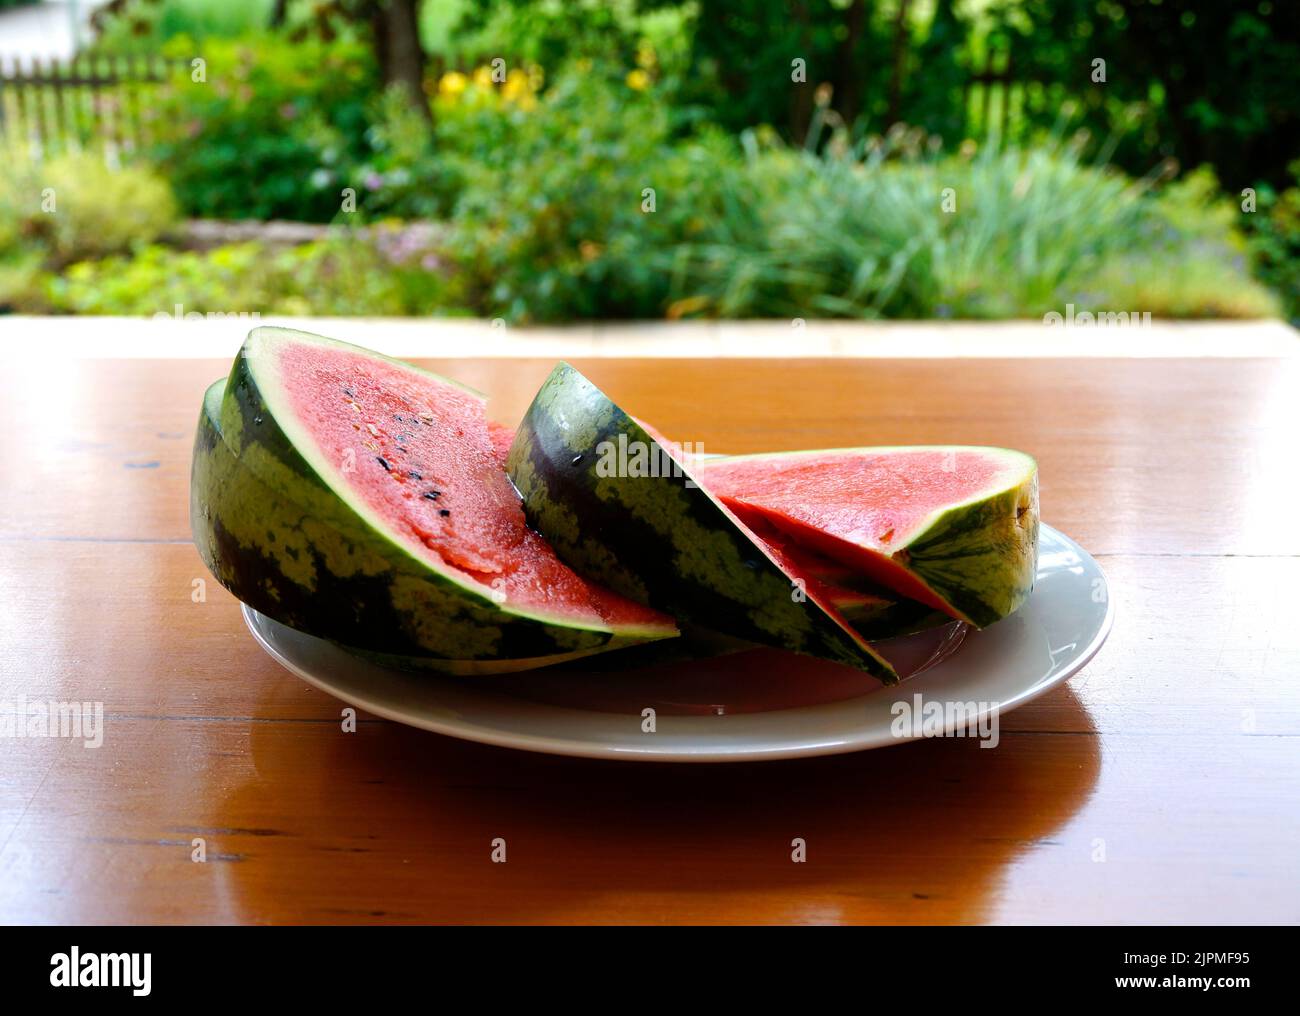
left=196, top=333, right=676, bottom=662
left=194, top=377, right=678, bottom=673
left=699, top=446, right=1039, bottom=628
left=506, top=362, right=898, bottom=683
left=834, top=593, right=953, bottom=642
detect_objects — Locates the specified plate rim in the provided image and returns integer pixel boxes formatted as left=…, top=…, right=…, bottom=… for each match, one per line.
left=241, top=522, right=1113, bottom=762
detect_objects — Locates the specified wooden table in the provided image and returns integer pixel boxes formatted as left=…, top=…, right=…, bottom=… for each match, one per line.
left=2, top=354, right=1297, bottom=925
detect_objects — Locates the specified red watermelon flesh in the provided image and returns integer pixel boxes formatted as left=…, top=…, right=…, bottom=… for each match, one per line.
left=275, top=340, right=670, bottom=631
left=754, top=529, right=885, bottom=612
left=488, top=421, right=515, bottom=466
left=694, top=447, right=1039, bottom=624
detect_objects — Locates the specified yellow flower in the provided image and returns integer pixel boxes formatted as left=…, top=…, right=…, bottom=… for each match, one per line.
left=666, top=295, right=711, bottom=319
left=625, top=69, right=651, bottom=91
left=636, top=43, right=657, bottom=70
left=439, top=71, right=468, bottom=97
left=502, top=68, right=531, bottom=103
left=473, top=65, right=494, bottom=89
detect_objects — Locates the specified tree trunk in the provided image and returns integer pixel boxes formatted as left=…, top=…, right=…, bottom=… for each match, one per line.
left=789, top=0, right=815, bottom=143
left=888, top=0, right=912, bottom=126
left=370, top=0, right=431, bottom=121
left=834, top=0, right=866, bottom=127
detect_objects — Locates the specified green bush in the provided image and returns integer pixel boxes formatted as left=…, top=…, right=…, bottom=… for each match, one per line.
left=1244, top=163, right=1300, bottom=325
left=0, top=148, right=177, bottom=265
left=145, top=33, right=476, bottom=223
left=664, top=134, right=1276, bottom=320
left=92, top=0, right=274, bottom=52
left=441, top=66, right=742, bottom=321
left=40, top=228, right=455, bottom=317
left=148, top=35, right=378, bottom=221
left=438, top=72, right=1277, bottom=322
left=5, top=55, right=1280, bottom=323
left=0, top=148, right=177, bottom=309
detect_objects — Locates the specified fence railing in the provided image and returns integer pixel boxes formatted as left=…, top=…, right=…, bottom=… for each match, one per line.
left=2, top=47, right=1070, bottom=162
left=0, top=54, right=186, bottom=157
left=961, top=45, right=1076, bottom=142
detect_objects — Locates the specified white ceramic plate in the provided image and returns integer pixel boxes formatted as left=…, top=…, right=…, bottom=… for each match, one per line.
left=242, top=522, right=1111, bottom=762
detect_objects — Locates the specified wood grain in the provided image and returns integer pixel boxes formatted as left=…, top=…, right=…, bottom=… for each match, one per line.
left=0, top=355, right=1297, bottom=924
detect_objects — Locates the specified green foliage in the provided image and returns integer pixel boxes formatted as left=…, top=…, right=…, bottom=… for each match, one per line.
left=354, top=90, right=455, bottom=220
left=666, top=136, right=1274, bottom=321
left=0, top=149, right=177, bottom=266
left=143, top=32, right=472, bottom=222
left=427, top=0, right=689, bottom=75
left=1243, top=164, right=1300, bottom=325
left=8, top=6, right=1291, bottom=323
left=147, top=35, right=378, bottom=221
left=467, top=0, right=1298, bottom=193
left=439, top=73, right=1276, bottom=322
left=678, top=0, right=895, bottom=140
left=440, top=67, right=739, bottom=320
left=0, top=148, right=177, bottom=310
left=1013, top=0, right=1300, bottom=189
left=39, top=229, right=454, bottom=317
left=91, top=0, right=274, bottom=52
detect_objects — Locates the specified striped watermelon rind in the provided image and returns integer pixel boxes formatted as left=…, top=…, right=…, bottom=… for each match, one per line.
left=825, top=585, right=952, bottom=641
left=506, top=362, right=898, bottom=682
left=194, top=329, right=676, bottom=667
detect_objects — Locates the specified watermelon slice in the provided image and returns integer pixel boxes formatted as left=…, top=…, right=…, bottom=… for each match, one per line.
left=694, top=447, right=1039, bottom=627
left=507, top=363, right=898, bottom=682
left=631, top=426, right=954, bottom=640
left=196, top=378, right=674, bottom=674
left=195, top=328, right=676, bottom=668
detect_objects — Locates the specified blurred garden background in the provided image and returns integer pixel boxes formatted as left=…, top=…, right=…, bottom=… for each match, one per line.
left=0, top=0, right=1296, bottom=324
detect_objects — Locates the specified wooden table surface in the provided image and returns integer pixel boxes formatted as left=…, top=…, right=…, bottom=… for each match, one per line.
left=1, top=354, right=1297, bottom=925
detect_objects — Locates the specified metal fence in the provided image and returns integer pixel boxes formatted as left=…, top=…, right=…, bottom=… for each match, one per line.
left=0, top=54, right=185, bottom=156
left=1, top=47, right=1068, bottom=161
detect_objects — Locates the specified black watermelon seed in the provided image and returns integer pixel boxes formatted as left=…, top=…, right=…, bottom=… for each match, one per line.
left=409, top=471, right=422, bottom=480
left=376, top=456, right=392, bottom=471
left=439, top=508, right=451, bottom=517
left=571, top=454, right=583, bottom=465
left=422, top=490, right=439, bottom=500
